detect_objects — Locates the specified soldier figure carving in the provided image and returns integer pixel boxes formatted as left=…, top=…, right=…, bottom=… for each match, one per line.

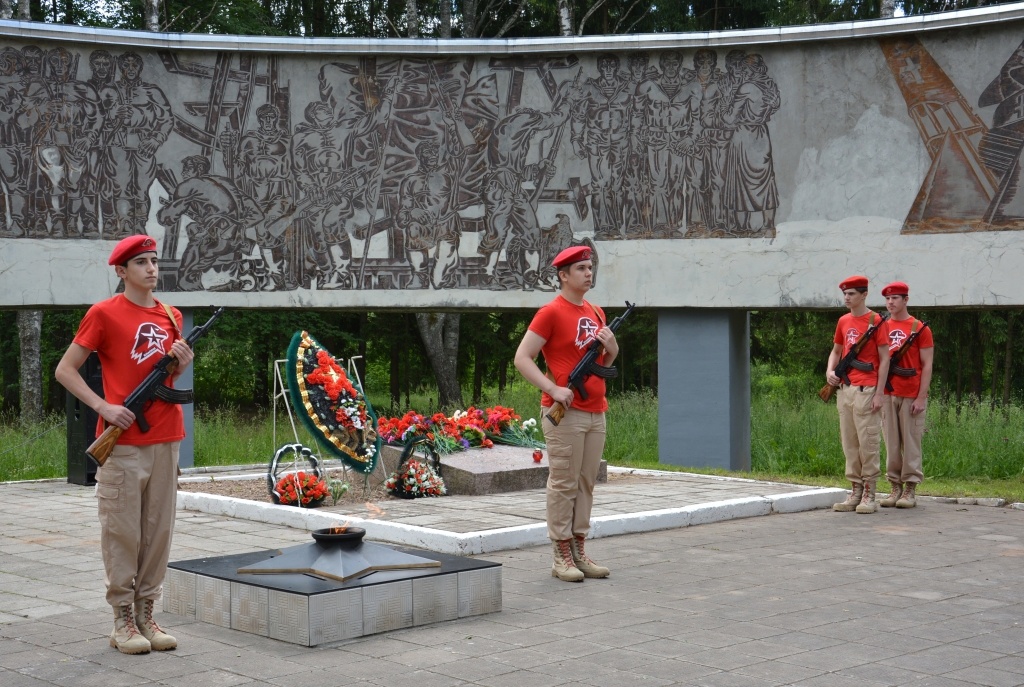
left=102, top=52, right=173, bottom=238
left=291, top=77, right=394, bottom=289
left=632, top=51, right=693, bottom=236
left=481, top=90, right=572, bottom=290
left=570, top=54, right=633, bottom=240
left=396, top=110, right=465, bottom=289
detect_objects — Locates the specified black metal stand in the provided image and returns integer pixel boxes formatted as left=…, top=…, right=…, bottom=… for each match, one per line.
left=66, top=353, right=102, bottom=486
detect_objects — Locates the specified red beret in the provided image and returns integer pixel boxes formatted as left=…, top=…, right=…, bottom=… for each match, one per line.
left=108, top=235, right=158, bottom=266
left=839, top=275, right=869, bottom=291
left=553, top=245, right=592, bottom=268
left=881, top=281, right=909, bottom=297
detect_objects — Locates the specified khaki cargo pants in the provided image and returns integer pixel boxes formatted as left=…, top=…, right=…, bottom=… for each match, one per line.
left=95, top=442, right=179, bottom=608
left=542, top=406, right=606, bottom=542
left=837, top=385, right=882, bottom=484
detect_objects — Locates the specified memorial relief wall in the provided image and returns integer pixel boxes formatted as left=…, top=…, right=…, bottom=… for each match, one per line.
left=1, top=5, right=1023, bottom=310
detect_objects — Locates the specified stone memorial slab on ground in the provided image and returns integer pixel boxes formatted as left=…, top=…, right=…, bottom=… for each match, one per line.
left=447, top=445, right=607, bottom=495
left=380, top=443, right=607, bottom=495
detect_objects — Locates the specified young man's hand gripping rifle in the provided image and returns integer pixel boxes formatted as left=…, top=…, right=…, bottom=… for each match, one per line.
left=546, top=301, right=636, bottom=426
left=87, top=307, right=225, bottom=465
left=819, top=313, right=889, bottom=403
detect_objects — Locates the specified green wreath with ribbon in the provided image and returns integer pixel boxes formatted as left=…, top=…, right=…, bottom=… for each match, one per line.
left=286, top=330, right=380, bottom=474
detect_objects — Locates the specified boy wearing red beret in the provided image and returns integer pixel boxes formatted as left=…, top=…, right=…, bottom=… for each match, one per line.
left=515, top=245, right=618, bottom=582
left=825, top=276, right=890, bottom=514
left=55, top=235, right=193, bottom=654
left=878, top=281, right=933, bottom=508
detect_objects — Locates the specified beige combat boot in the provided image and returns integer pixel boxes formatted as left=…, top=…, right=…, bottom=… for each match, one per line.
left=896, top=482, right=918, bottom=508
left=856, top=480, right=878, bottom=513
left=110, top=604, right=151, bottom=654
left=551, top=539, right=584, bottom=582
left=135, top=599, right=177, bottom=650
left=833, top=482, right=863, bottom=512
left=570, top=535, right=610, bottom=579
left=879, top=481, right=903, bottom=508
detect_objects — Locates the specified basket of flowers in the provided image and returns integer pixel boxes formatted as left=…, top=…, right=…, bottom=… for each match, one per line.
left=272, top=471, right=329, bottom=508
left=267, top=443, right=328, bottom=508
left=385, top=436, right=446, bottom=499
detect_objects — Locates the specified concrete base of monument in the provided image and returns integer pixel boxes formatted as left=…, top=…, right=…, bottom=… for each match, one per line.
left=164, top=542, right=501, bottom=647
left=380, top=443, right=607, bottom=496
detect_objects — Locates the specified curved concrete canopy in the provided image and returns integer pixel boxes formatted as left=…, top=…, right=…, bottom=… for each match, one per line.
left=1, top=4, right=1023, bottom=310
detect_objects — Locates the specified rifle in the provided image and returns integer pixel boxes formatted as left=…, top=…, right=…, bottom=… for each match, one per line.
left=86, top=307, right=225, bottom=466
left=818, top=312, right=890, bottom=403
left=885, top=320, right=928, bottom=393
left=546, top=301, right=636, bottom=427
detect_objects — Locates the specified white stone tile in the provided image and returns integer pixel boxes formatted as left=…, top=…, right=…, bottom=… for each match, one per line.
left=231, top=582, right=269, bottom=636
left=362, top=580, right=412, bottom=635
left=196, top=575, right=231, bottom=628
left=163, top=568, right=196, bottom=619
left=412, top=573, right=459, bottom=626
left=458, top=567, right=502, bottom=617
left=268, top=589, right=309, bottom=646
left=310, top=589, right=363, bottom=645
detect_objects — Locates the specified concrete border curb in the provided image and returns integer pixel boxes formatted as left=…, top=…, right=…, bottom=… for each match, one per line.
left=178, top=483, right=846, bottom=555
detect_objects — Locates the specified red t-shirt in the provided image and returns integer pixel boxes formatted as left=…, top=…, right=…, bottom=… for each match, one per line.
left=528, top=295, right=609, bottom=413
left=884, top=317, right=934, bottom=398
left=833, top=311, right=886, bottom=387
left=73, top=295, right=186, bottom=445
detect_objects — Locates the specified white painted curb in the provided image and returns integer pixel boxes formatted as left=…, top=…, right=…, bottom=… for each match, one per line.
left=178, top=485, right=844, bottom=555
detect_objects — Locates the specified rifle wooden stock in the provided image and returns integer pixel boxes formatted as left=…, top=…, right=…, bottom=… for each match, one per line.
left=817, top=312, right=889, bottom=404
left=87, top=424, right=125, bottom=466
left=545, top=403, right=567, bottom=426
left=86, top=355, right=183, bottom=467
left=818, top=383, right=839, bottom=403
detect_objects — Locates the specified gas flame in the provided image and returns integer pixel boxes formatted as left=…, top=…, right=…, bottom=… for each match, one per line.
left=364, top=503, right=386, bottom=519
left=328, top=521, right=350, bottom=534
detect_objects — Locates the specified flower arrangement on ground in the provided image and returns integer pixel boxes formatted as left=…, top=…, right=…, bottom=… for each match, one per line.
left=377, top=405, right=544, bottom=456
left=385, top=458, right=447, bottom=498
left=273, top=471, right=329, bottom=507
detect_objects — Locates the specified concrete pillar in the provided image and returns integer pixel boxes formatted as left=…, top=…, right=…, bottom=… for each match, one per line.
left=179, top=308, right=194, bottom=468
left=657, top=309, right=750, bottom=471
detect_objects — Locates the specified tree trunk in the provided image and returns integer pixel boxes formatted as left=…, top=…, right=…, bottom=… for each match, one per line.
left=556, top=0, right=573, bottom=36
left=969, top=313, right=984, bottom=397
left=17, top=0, right=29, bottom=20
left=880, top=0, right=896, bottom=19
left=439, top=0, right=451, bottom=38
left=415, top=312, right=463, bottom=408
left=17, top=310, right=43, bottom=424
left=389, top=337, right=401, bottom=409
left=253, top=348, right=270, bottom=408
left=406, top=0, right=418, bottom=37
left=462, top=0, right=478, bottom=38
left=146, top=0, right=161, bottom=32
left=472, top=337, right=484, bottom=404
left=1003, top=313, right=1016, bottom=407
left=0, top=1, right=13, bottom=21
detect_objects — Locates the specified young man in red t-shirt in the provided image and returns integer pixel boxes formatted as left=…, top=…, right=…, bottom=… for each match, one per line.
left=515, top=245, right=619, bottom=582
left=825, top=275, right=890, bottom=514
left=878, top=281, right=934, bottom=509
left=55, top=235, right=194, bottom=655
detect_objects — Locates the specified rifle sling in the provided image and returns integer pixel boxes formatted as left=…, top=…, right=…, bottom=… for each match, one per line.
left=160, top=301, right=182, bottom=338
left=840, top=312, right=882, bottom=373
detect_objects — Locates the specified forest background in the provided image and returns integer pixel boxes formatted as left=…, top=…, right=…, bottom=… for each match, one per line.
left=0, top=0, right=1021, bottom=499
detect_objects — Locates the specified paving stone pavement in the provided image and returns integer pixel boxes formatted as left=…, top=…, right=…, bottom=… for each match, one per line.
left=1, top=477, right=1023, bottom=687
